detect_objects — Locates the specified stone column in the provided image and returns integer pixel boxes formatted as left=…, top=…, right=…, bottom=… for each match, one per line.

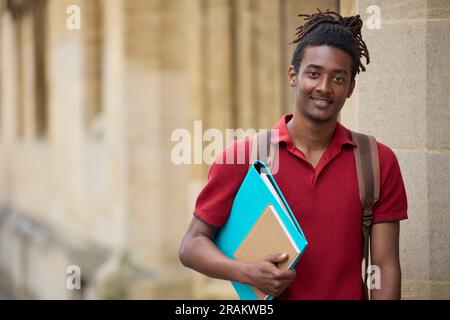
left=0, top=5, right=18, bottom=203
left=205, top=0, right=233, bottom=132
left=235, top=0, right=256, bottom=129
left=101, top=0, right=128, bottom=254
left=186, top=0, right=238, bottom=300
left=157, top=0, right=196, bottom=299
left=84, top=0, right=135, bottom=300
left=340, top=0, right=450, bottom=299
left=18, top=11, right=36, bottom=143
left=253, top=0, right=284, bottom=129
left=0, top=8, right=18, bottom=144
left=88, top=0, right=194, bottom=299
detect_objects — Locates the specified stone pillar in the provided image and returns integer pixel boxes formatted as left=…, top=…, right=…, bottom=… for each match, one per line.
left=235, top=0, right=256, bottom=129
left=157, top=0, right=196, bottom=299
left=88, top=0, right=194, bottom=299
left=185, top=0, right=238, bottom=300
left=100, top=0, right=128, bottom=252
left=0, top=8, right=18, bottom=145
left=84, top=0, right=136, bottom=300
left=340, top=0, right=450, bottom=299
left=0, top=5, right=18, bottom=204
left=253, top=0, right=284, bottom=129
left=205, top=0, right=233, bottom=132
left=18, top=10, right=36, bottom=143
left=46, top=0, right=92, bottom=236
left=84, top=0, right=102, bottom=127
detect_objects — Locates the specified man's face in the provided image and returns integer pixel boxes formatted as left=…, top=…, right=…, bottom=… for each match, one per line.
left=289, top=45, right=355, bottom=123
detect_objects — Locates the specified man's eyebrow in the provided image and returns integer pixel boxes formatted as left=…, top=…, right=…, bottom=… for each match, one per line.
left=305, top=64, right=349, bottom=75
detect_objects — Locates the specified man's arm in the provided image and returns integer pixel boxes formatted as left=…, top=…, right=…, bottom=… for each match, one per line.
left=178, top=216, right=246, bottom=282
left=370, top=221, right=402, bottom=300
left=178, top=216, right=297, bottom=297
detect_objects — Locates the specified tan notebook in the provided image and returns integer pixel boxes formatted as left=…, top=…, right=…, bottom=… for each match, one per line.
left=233, top=204, right=301, bottom=300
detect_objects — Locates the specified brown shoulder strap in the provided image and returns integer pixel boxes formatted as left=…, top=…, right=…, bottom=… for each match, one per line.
left=350, top=131, right=380, bottom=300
left=249, top=130, right=274, bottom=171
left=351, top=131, right=380, bottom=211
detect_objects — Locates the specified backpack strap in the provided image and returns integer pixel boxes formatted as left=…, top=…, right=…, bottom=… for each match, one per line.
left=250, top=130, right=274, bottom=171
left=350, top=131, right=380, bottom=300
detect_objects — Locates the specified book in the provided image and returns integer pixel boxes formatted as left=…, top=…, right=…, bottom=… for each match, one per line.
left=233, top=204, right=302, bottom=299
left=214, top=160, right=308, bottom=300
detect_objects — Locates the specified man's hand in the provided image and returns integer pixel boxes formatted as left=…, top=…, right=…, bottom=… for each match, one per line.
left=242, top=253, right=297, bottom=297
left=179, top=217, right=296, bottom=298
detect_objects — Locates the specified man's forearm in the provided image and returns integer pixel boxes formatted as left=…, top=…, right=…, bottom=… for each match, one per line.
left=180, top=235, right=248, bottom=284
left=371, top=263, right=401, bottom=300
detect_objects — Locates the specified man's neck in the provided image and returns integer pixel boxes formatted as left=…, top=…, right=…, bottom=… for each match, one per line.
left=286, top=110, right=337, bottom=154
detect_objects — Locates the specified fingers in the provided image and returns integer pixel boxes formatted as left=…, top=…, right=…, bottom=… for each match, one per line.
left=266, top=279, right=292, bottom=298
left=263, top=253, right=289, bottom=264
left=259, top=267, right=296, bottom=297
left=260, top=253, right=297, bottom=280
left=275, top=268, right=297, bottom=281
left=251, top=254, right=298, bottom=298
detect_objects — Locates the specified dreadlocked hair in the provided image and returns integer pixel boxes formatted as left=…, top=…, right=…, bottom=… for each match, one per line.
left=290, top=9, right=370, bottom=80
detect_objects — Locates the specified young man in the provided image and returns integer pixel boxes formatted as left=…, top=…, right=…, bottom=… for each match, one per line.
left=179, top=10, right=408, bottom=300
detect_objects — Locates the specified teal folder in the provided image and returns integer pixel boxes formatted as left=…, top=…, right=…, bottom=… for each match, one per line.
left=214, top=160, right=308, bottom=300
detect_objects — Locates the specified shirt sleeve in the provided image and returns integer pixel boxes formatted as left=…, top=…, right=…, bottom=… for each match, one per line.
left=372, top=142, right=408, bottom=224
left=193, top=138, right=251, bottom=228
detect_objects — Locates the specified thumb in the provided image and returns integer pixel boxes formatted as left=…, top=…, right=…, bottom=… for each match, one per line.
left=264, top=253, right=289, bottom=263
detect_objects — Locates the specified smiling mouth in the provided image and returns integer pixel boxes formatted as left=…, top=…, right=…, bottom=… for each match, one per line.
left=310, top=96, right=333, bottom=108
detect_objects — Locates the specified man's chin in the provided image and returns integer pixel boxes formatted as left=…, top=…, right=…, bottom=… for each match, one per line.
left=297, top=104, right=340, bottom=123
left=305, top=111, right=334, bottom=123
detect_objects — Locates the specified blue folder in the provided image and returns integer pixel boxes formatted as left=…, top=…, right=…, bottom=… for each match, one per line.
left=214, top=160, right=308, bottom=300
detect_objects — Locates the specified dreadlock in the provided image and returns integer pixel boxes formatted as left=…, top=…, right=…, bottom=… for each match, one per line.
left=290, top=9, right=370, bottom=80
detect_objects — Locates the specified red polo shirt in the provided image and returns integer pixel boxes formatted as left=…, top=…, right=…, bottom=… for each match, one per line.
left=193, top=113, right=408, bottom=300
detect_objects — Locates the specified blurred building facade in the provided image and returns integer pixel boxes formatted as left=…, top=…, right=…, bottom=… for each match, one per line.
left=0, top=0, right=448, bottom=299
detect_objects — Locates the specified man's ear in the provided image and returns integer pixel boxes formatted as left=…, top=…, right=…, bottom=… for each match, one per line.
left=288, top=66, right=297, bottom=87
left=347, top=79, right=356, bottom=98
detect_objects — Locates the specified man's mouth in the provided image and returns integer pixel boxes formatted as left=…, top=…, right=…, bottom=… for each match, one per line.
left=310, top=95, right=333, bottom=108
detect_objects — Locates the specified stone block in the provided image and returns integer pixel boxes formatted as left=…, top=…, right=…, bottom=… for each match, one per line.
left=428, top=0, right=450, bottom=19
left=403, top=279, right=450, bottom=299
left=426, top=20, right=450, bottom=149
left=358, top=0, right=427, bottom=22
left=427, top=151, right=450, bottom=282
left=395, top=150, right=430, bottom=280
left=357, top=21, right=427, bottom=148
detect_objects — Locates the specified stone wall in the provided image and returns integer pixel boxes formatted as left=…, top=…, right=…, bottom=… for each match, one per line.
left=340, top=0, right=450, bottom=299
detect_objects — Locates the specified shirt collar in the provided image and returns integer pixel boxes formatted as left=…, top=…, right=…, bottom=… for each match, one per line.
left=271, top=113, right=356, bottom=148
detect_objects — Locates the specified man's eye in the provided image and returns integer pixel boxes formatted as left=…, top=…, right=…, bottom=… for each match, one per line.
left=334, top=76, right=345, bottom=83
left=307, top=71, right=319, bottom=78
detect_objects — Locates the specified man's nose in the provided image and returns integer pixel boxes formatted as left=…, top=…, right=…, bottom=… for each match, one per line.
left=316, top=75, right=332, bottom=94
